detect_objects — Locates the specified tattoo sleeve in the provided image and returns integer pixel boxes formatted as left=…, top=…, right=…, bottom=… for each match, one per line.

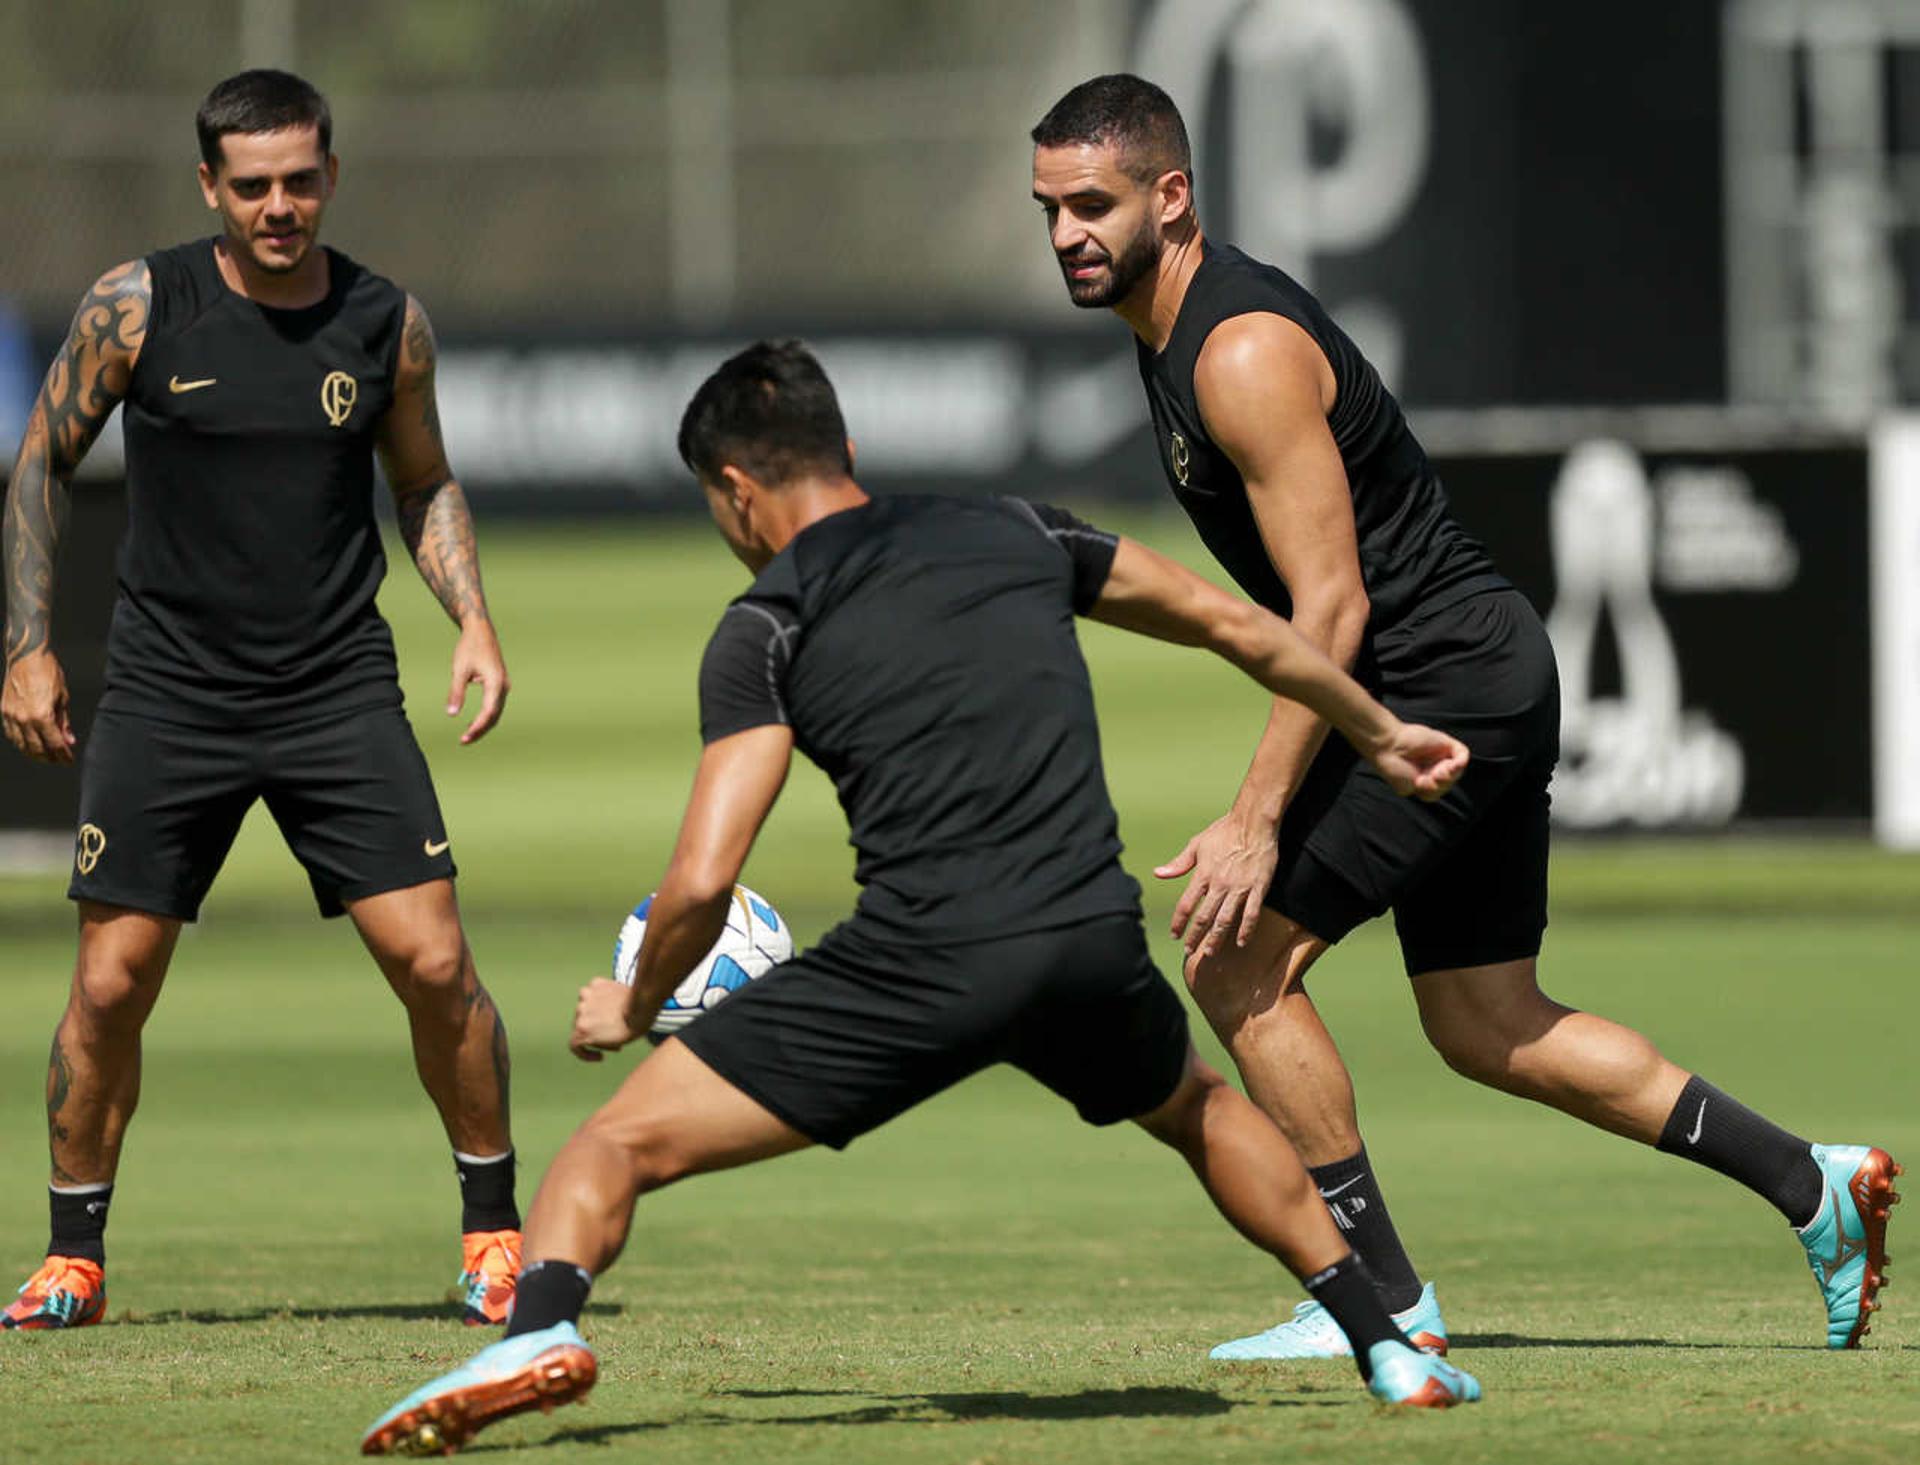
left=396, top=478, right=489, bottom=625
left=3, top=261, right=148, bottom=665
left=387, top=297, right=491, bottom=626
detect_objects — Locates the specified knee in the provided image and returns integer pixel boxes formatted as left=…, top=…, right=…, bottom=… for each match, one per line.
left=578, top=1109, right=692, bottom=1195
left=1417, top=981, right=1561, bottom=1087
left=390, top=939, right=472, bottom=1013
left=69, top=957, right=161, bottom=1034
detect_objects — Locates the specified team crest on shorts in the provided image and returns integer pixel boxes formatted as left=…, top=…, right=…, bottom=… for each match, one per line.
left=1169, top=430, right=1191, bottom=486
left=75, top=823, right=106, bottom=875
left=320, top=370, right=358, bottom=428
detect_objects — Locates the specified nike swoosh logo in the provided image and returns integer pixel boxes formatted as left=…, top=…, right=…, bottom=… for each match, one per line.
left=1686, top=1098, right=1706, bottom=1146
left=168, top=375, right=217, bottom=393
left=424, top=838, right=450, bottom=856
left=1319, top=1176, right=1364, bottom=1199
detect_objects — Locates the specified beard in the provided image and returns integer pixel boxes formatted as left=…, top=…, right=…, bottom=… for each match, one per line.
left=1059, top=221, right=1160, bottom=309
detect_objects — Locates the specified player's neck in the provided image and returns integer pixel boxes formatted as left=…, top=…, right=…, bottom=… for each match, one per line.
left=213, top=237, right=331, bottom=310
left=1115, top=223, right=1205, bottom=353
left=759, top=475, right=871, bottom=556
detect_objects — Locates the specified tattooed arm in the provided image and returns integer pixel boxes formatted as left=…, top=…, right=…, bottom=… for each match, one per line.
left=377, top=294, right=509, bottom=744
left=2, top=261, right=149, bottom=764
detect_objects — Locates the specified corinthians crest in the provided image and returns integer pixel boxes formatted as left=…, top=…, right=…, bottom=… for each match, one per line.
left=320, top=370, right=358, bottom=428
left=1169, top=430, right=1191, bottom=486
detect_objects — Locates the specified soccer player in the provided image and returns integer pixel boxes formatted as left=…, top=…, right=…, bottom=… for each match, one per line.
left=1, top=70, right=522, bottom=1328
left=359, top=340, right=1482, bottom=1454
left=1029, top=73, right=1899, bottom=1359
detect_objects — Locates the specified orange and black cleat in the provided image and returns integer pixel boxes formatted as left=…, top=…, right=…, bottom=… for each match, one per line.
left=457, top=1229, right=522, bottom=1327
left=2, top=1255, right=106, bottom=1330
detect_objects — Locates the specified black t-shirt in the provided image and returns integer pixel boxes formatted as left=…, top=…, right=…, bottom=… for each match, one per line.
left=101, top=237, right=406, bottom=727
left=698, top=493, right=1141, bottom=942
left=1136, top=240, right=1508, bottom=644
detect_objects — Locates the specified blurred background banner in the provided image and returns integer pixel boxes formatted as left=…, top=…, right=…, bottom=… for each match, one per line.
left=2, top=0, right=1917, bottom=841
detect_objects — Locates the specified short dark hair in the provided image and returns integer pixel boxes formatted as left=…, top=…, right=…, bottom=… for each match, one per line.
left=1031, top=73, right=1191, bottom=185
left=677, top=340, right=853, bottom=489
left=196, top=69, right=332, bottom=171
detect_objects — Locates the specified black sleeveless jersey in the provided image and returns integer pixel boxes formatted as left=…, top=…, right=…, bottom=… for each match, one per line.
left=1136, top=241, right=1506, bottom=637
left=100, top=238, right=407, bottom=727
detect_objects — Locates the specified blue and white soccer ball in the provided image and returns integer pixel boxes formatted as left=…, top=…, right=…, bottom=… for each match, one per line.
left=611, top=884, right=792, bottom=1042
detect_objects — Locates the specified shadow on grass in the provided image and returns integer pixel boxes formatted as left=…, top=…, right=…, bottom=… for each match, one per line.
left=1451, top=1332, right=1827, bottom=1352
left=114, top=1301, right=626, bottom=1326
left=467, top=1384, right=1337, bottom=1448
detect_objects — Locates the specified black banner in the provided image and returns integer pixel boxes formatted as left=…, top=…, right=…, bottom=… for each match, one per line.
left=1437, top=440, right=1870, bottom=827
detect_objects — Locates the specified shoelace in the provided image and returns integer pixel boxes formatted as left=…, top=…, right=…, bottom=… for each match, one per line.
left=463, top=1237, right=519, bottom=1282
left=20, top=1258, right=100, bottom=1301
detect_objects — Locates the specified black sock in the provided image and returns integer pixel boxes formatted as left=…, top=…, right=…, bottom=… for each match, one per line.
left=455, top=1150, right=521, bottom=1233
left=1305, top=1253, right=1403, bottom=1382
left=1309, top=1148, right=1423, bottom=1313
left=505, top=1260, right=593, bottom=1337
left=48, top=1183, right=113, bottom=1265
left=1656, top=1075, right=1823, bottom=1227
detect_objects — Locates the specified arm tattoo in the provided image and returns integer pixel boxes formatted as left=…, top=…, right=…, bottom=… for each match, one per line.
left=390, top=297, right=489, bottom=625
left=4, top=261, right=148, bottom=665
left=397, top=477, right=490, bottom=625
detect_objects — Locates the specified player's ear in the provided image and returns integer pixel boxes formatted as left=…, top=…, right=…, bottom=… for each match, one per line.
left=844, top=437, right=857, bottom=474
left=324, top=151, right=339, bottom=197
left=1156, top=168, right=1193, bottom=229
left=718, top=463, right=758, bottom=514
left=197, top=160, right=220, bottom=209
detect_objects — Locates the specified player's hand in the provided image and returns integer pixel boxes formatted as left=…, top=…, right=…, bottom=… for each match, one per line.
left=1, top=650, right=77, bottom=765
left=1154, top=809, right=1280, bottom=958
left=448, top=617, right=509, bottom=745
left=570, top=977, right=645, bottom=1062
left=1369, top=722, right=1470, bottom=800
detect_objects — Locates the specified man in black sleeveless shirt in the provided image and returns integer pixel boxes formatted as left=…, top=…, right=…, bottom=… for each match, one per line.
left=1, top=71, right=524, bottom=1329
left=361, top=340, right=1482, bottom=1454
left=1030, top=75, right=1896, bottom=1358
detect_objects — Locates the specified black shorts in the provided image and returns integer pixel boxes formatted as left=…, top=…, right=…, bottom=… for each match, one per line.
left=68, top=703, right=456, bottom=921
left=675, top=913, right=1191, bottom=1150
left=1265, top=588, right=1560, bottom=975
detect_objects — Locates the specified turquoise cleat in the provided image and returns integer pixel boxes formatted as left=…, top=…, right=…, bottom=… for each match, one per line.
left=1797, top=1143, right=1902, bottom=1349
left=1209, top=1281, right=1448, bottom=1360
left=1364, top=1340, right=1481, bottom=1408
left=360, top=1322, right=597, bottom=1456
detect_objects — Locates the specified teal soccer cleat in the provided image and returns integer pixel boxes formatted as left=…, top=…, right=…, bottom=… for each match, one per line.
left=360, top=1322, right=597, bottom=1456
left=1798, top=1143, right=1901, bottom=1349
left=1364, top=1340, right=1481, bottom=1408
left=1209, top=1280, right=1448, bottom=1360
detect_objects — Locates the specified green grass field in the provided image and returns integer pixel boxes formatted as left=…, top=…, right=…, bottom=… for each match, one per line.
left=2, top=513, right=1915, bottom=1464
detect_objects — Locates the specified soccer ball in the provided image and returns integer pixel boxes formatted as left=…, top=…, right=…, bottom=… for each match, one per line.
left=610, top=884, right=792, bottom=1042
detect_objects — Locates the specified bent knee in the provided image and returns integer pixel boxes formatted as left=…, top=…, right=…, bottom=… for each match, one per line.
left=578, top=1108, right=696, bottom=1192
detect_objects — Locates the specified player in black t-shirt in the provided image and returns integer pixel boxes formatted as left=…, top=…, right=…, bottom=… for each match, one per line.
left=359, top=341, right=1483, bottom=1455
left=1030, top=74, right=1898, bottom=1359
left=1, top=71, right=523, bottom=1329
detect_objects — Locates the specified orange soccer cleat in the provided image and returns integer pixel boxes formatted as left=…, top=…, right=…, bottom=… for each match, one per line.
left=457, top=1228, right=522, bottom=1327
left=2, top=1255, right=106, bottom=1330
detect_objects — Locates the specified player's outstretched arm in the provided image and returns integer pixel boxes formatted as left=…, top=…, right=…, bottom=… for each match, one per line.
left=2, top=261, right=148, bottom=764
left=1089, top=536, right=1467, bottom=796
left=377, top=295, right=509, bottom=744
left=572, top=724, right=794, bottom=1061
